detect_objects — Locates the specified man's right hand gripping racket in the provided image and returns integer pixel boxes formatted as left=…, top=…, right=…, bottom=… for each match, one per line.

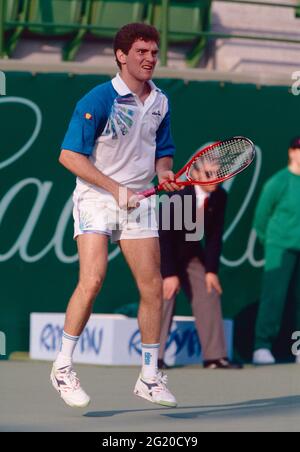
left=139, top=136, right=256, bottom=198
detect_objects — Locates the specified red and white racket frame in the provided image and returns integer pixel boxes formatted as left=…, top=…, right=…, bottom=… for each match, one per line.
left=139, top=136, right=256, bottom=198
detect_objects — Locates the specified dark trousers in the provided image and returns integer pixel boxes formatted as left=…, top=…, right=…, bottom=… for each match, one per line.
left=159, top=257, right=227, bottom=361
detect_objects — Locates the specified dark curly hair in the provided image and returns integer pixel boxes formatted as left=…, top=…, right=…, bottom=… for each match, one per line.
left=113, top=23, right=160, bottom=69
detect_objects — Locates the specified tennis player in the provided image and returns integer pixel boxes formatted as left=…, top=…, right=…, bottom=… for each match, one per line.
left=50, top=23, right=179, bottom=408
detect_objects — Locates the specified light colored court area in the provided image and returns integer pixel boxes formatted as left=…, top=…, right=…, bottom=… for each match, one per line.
left=1, top=360, right=300, bottom=432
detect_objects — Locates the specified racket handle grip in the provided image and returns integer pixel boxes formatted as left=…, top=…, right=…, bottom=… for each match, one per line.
left=138, top=186, right=158, bottom=198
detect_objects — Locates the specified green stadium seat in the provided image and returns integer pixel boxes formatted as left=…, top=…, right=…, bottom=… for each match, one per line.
left=25, top=0, right=91, bottom=61
left=148, top=0, right=205, bottom=42
left=89, top=0, right=146, bottom=38
left=27, top=0, right=83, bottom=35
left=147, top=0, right=211, bottom=67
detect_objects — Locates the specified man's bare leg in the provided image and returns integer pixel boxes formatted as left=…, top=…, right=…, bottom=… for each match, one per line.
left=119, top=237, right=162, bottom=345
left=51, top=234, right=109, bottom=408
left=64, top=234, right=109, bottom=337
left=119, top=237, right=177, bottom=407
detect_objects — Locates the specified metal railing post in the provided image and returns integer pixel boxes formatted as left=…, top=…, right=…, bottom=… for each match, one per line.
left=160, top=0, right=169, bottom=67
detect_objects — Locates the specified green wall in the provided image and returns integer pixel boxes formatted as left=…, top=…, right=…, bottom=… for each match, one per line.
left=0, top=72, right=299, bottom=360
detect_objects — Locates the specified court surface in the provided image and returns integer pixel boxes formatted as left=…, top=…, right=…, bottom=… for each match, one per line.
left=1, top=360, right=300, bottom=432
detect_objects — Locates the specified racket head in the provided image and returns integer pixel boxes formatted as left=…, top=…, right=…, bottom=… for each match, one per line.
left=184, top=136, right=255, bottom=186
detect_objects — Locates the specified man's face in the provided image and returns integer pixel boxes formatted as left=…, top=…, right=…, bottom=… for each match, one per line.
left=118, top=39, right=159, bottom=81
left=289, top=148, right=300, bottom=166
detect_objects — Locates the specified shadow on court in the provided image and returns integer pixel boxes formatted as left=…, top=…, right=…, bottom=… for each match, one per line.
left=161, top=396, right=300, bottom=420
left=85, top=395, right=300, bottom=419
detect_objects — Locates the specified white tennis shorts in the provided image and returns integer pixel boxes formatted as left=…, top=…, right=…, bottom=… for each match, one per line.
left=73, top=191, right=158, bottom=242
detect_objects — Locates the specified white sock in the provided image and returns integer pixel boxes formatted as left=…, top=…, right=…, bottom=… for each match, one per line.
left=141, top=343, right=160, bottom=379
left=55, top=331, right=79, bottom=368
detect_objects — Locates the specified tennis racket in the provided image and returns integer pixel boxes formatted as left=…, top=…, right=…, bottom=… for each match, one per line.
left=139, top=136, right=255, bottom=198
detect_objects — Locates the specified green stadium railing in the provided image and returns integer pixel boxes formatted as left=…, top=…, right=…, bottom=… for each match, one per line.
left=0, top=0, right=300, bottom=65
left=63, top=0, right=91, bottom=61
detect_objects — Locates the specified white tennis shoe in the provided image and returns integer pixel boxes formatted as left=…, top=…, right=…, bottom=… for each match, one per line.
left=253, top=349, right=276, bottom=365
left=134, top=371, right=177, bottom=407
left=50, top=364, right=91, bottom=408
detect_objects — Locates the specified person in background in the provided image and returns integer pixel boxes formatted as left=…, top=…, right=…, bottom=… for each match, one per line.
left=253, top=136, right=300, bottom=365
left=158, top=162, right=243, bottom=369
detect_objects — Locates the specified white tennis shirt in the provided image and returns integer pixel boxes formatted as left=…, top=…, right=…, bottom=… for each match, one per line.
left=62, top=73, right=176, bottom=195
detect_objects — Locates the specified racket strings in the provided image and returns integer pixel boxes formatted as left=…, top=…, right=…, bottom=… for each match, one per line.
left=188, top=138, right=254, bottom=182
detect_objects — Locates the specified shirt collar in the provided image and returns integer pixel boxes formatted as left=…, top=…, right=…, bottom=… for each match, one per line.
left=195, top=185, right=209, bottom=198
left=112, top=73, right=161, bottom=96
left=194, top=185, right=210, bottom=208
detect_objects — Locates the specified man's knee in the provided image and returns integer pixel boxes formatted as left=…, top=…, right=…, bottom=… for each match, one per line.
left=78, top=275, right=105, bottom=300
left=139, top=274, right=163, bottom=295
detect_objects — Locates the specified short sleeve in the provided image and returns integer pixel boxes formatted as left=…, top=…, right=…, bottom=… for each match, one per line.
left=61, top=88, right=110, bottom=156
left=155, top=104, right=176, bottom=159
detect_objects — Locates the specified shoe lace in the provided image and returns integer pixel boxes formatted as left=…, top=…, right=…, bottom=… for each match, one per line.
left=58, top=366, right=80, bottom=391
left=152, top=372, right=168, bottom=393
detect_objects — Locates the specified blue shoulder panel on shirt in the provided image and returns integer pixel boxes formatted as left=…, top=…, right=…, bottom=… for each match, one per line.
left=156, top=93, right=176, bottom=159
left=61, top=81, right=117, bottom=155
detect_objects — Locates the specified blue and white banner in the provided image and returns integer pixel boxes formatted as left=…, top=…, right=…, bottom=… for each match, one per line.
left=30, top=313, right=233, bottom=365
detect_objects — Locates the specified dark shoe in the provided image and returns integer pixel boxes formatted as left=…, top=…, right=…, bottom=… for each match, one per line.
left=158, top=359, right=170, bottom=370
left=203, top=357, right=243, bottom=369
